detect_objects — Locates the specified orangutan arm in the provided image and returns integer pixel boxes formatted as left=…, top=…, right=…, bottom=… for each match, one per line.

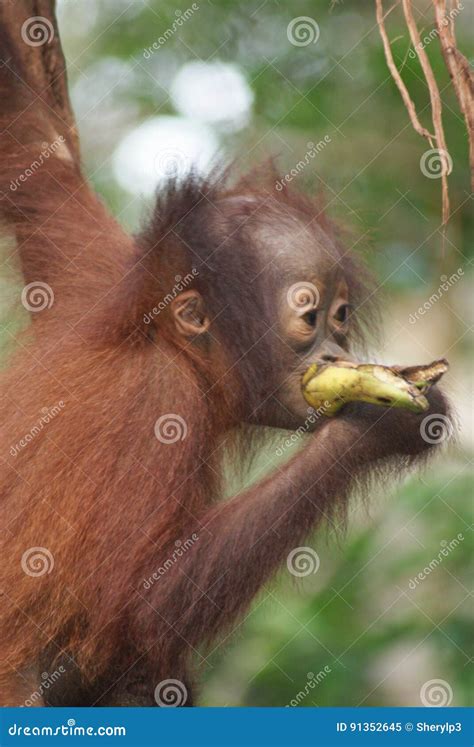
left=0, top=0, right=130, bottom=293
left=139, top=388, right=449, bottom=658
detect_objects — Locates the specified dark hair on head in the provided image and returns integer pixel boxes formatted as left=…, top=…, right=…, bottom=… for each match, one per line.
left=137, top=163, right=379, bottom=355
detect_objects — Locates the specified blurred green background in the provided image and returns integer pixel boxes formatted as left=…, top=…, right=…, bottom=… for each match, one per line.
left=1, top=0, right=472, bottom=706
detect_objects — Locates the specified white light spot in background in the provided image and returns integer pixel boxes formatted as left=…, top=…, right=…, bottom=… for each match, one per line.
left=170, top=62, right=254, bottom=131
left=57, top=0, right=100, bottom=35
left=112, top=116, right=219, bottom=196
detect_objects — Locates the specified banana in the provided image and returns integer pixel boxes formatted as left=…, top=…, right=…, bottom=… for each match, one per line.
left=393, top=359, right=449, bottom=391
left=302, top=358, right=448, bottom=416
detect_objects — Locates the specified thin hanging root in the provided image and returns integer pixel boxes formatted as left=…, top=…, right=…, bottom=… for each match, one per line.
left=375, top=0, right=436, bottom=144
left=433, top=0, right=474, bottom=190
left=302, top=358, right=449, bottom=417
left=376, top=0, right=452, bottom=231
left=401, top=0, right=451, bottom=227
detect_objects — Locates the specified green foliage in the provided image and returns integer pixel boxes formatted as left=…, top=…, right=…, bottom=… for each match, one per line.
left=202, top=466, right=473, bottom=706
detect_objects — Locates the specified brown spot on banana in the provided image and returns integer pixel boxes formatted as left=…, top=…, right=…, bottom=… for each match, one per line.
left=302, top=359, right=448, bottom=416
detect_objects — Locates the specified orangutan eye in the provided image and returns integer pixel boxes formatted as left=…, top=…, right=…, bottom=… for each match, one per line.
left=303, top=309, right=318, bottom=327
left=334, top=304, right=351, bottom=324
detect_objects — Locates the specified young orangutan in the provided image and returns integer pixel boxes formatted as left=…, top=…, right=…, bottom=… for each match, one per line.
left=0, top=1, right=450, bottom=706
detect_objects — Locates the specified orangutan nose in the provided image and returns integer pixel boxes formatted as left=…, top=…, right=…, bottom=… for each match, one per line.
left=319, top=343, right=355, bottom=364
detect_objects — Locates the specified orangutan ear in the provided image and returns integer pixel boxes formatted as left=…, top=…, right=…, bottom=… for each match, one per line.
left=171, top=290, right=210, bottom=337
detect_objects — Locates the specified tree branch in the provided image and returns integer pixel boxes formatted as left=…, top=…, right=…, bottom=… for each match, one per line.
left=433, top=0, right=474, bottom=188
left=376, top=0, right=456, bottom=233
left=401, top=0, right=451, bottom=225
left=375, top=0, right=436, bottom=143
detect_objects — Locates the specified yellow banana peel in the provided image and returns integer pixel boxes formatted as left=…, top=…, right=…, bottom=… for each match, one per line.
left=302, top=358, right=448, bottom=416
